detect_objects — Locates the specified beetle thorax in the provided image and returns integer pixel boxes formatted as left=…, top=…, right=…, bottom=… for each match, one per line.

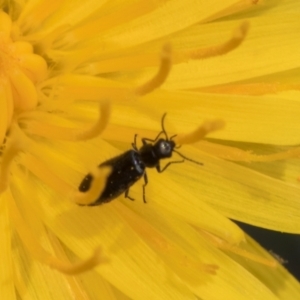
left=139, top=139, right=175, bottom=168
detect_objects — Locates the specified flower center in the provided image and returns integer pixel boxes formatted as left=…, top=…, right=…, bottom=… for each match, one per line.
left=0, top=11, right=47, bottom=145
left=0, top=33, right=17, bottom=74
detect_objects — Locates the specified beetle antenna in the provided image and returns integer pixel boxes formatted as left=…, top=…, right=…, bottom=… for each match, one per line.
left=161, top=113, right=168, bottom=140
left=173, top=149, right=203, bottom=166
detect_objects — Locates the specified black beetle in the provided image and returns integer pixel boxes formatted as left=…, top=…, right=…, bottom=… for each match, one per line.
left=78, top=114, right=202, bottom=205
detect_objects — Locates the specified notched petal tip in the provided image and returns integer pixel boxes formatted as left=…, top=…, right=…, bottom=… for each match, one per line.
left=74, top=166, right=111, bottom=205
left=135, top=43, right=172, bottom=96
left=175, top=119, right=225, bottom=145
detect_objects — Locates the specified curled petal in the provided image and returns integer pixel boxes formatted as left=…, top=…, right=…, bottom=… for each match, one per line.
left=185, top=21, right=249, bottom=60
left=175, top=119, right=225, bottom=145
left=75, top=100, right=111, bottom=141
left=135, top=43, right=172, bottom=96
left=23, top=101, right=111, bottom=141
left=7, top=190, right=107, bottom=275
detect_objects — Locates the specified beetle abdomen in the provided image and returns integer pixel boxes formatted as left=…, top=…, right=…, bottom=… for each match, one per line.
left=79, top=150, right=145, bottom=205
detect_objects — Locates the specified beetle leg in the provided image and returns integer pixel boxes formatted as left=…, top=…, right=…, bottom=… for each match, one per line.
left=142, top=130, right=164, bottom=145
left=142, top=171, right=148, bottom=203
left=124, top=189, right=135, bottom=201
left=132, top=134, right=138, bottom=150
left=156, top=160, right=184, bottom=173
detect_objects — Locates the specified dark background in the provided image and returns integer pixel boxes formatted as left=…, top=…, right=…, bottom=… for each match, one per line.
left=236, top=221, right=300, bottom=280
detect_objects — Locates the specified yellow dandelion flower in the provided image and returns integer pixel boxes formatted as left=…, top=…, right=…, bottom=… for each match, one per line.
left=0, top=0, right=300, bottom=299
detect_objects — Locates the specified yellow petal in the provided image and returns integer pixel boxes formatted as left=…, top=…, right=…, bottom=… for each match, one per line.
left=163, top=16, right=300, bottom=89
left=61, top=0, right=168, bottom=45
left=80, top=0, right=244, bottom=52
left=97, top=105, right=300, bottom=233
left=12, top=230, right=81, bottom=300
left=230, top=234, right=300, bottom=299
left=0, top=197, right=15, bottom=299
left=171, top=146, right=300, bottom=233
left=26, top=0, right=108, bottom=35
left=17, top=0, right=67, bottom=34
left=13, top=176, right=194, bottom=299
left=129, top=89, right=300, bottom=145
left=119, top=202, right=280, bottom=300
left=12, top=165, right=282, bottom=300
left=0, top=86, right=9, bottom=144
left=144, top=170, right=245, bottom=244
